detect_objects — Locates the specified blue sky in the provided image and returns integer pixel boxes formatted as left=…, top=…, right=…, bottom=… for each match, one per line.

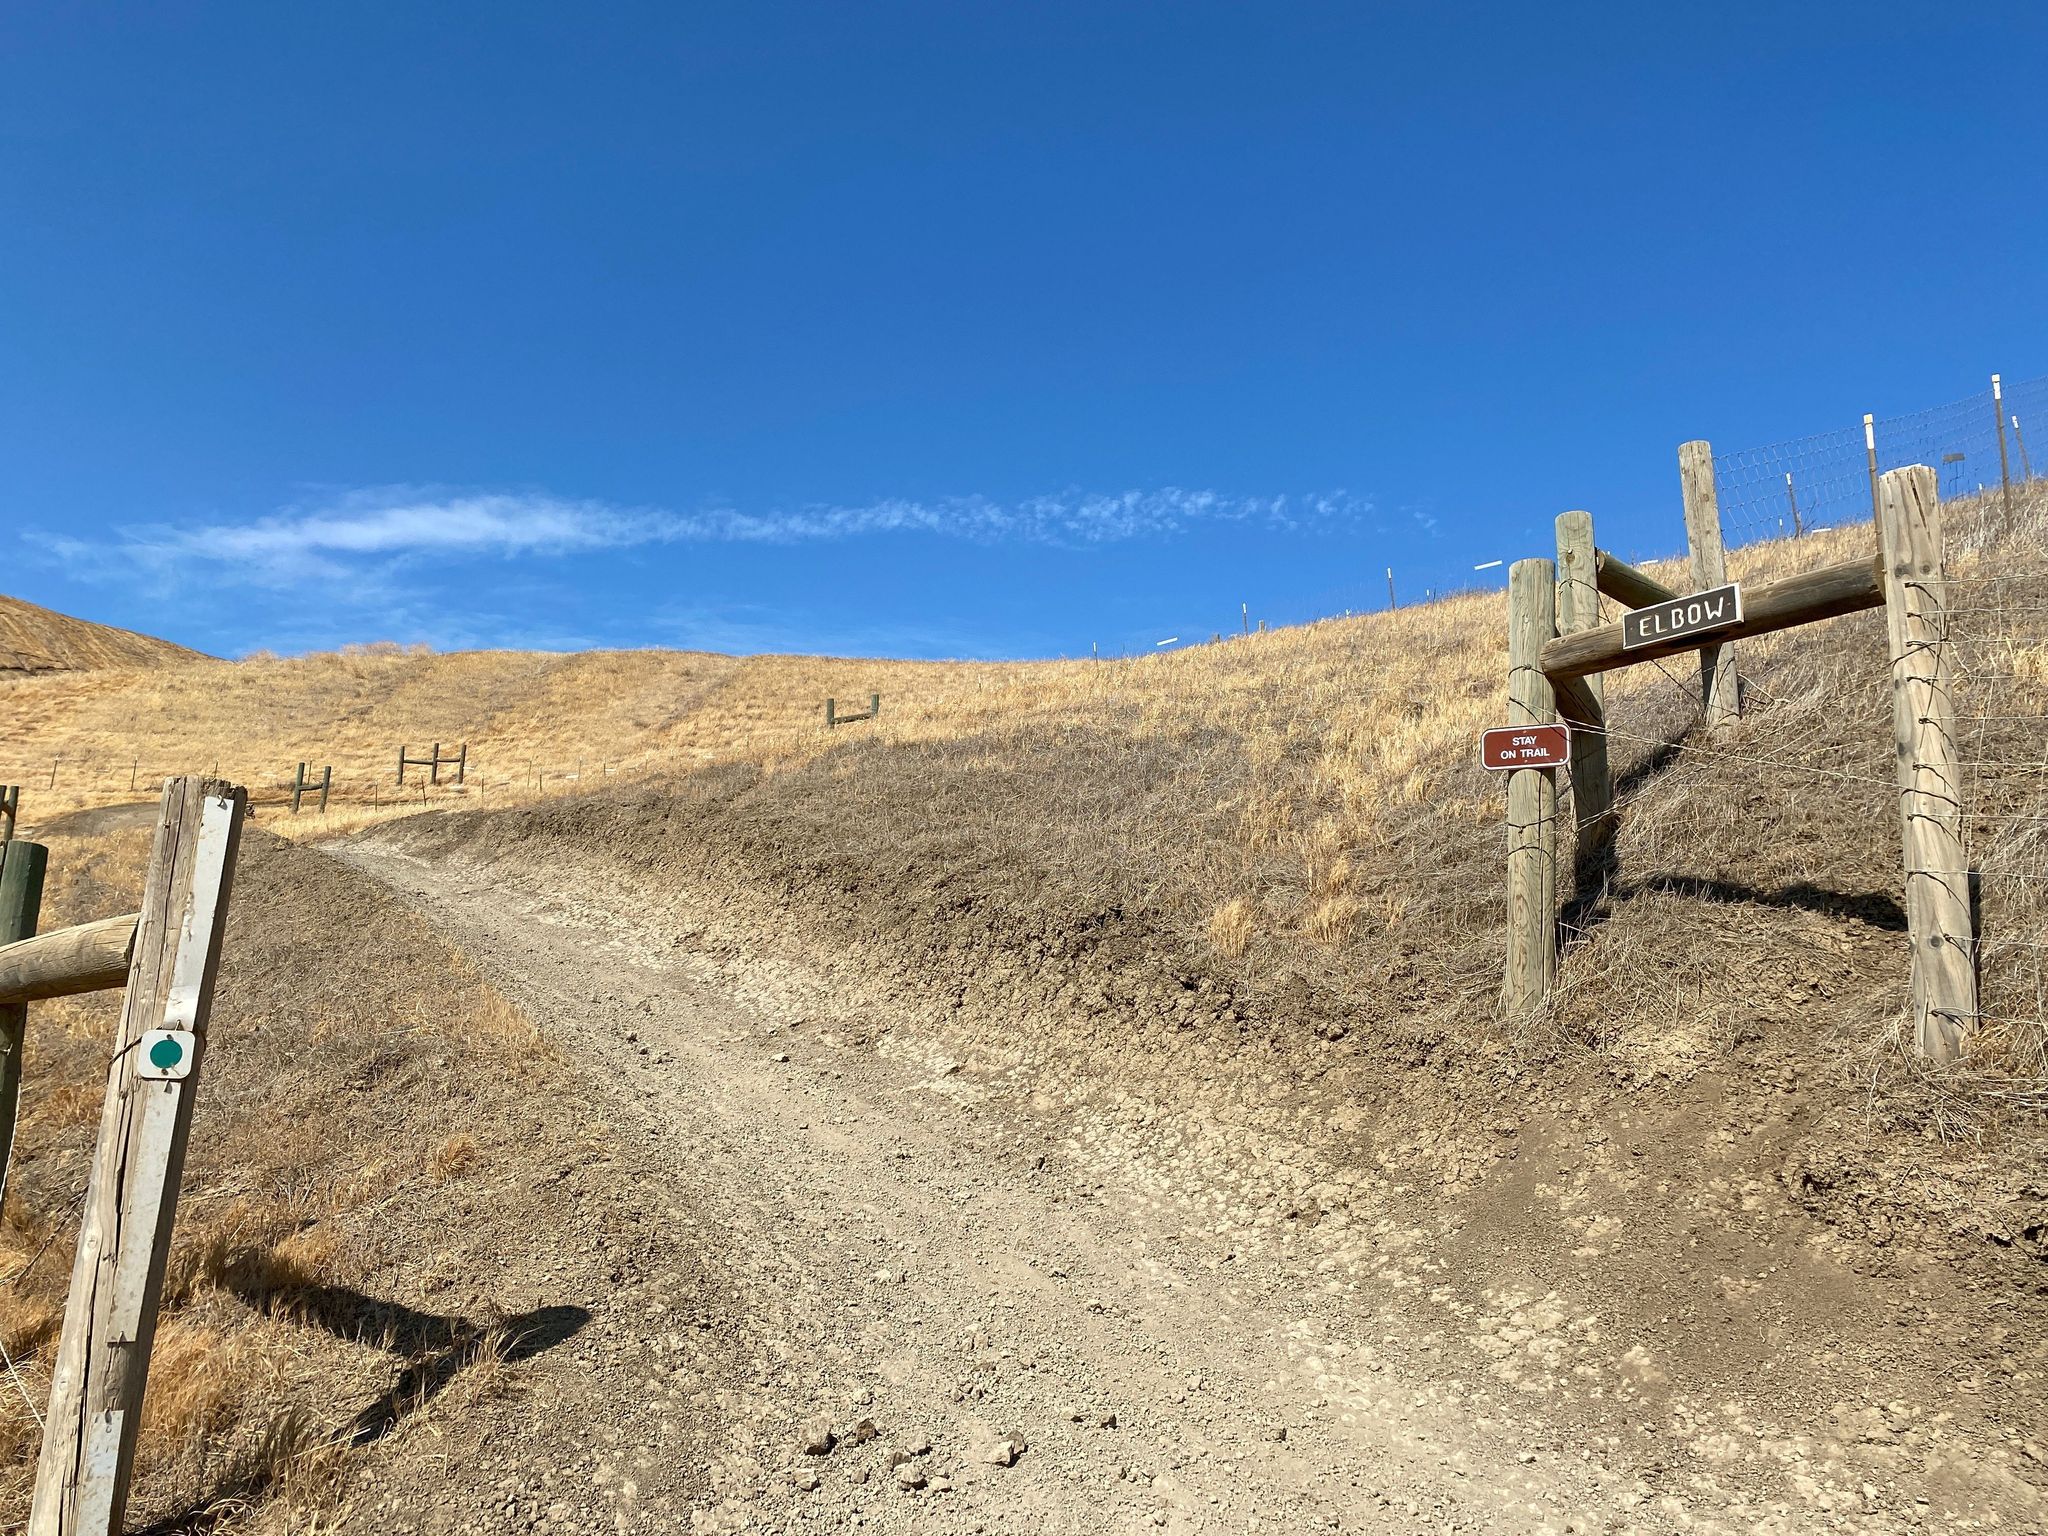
left=5, top=3, right=2042, bottom=659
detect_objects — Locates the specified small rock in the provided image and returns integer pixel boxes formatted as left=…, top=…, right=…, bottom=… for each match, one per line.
left=1097, top=1411, right=1119, bottom=1429
left=904, top=1436, right=933, bottom=1456
left=772, top=1052, right=789, bottom=1063
left=979, top=1431, right=1027, bottom=1467
left=895, top=1462, right=926, bottom=1490
left=798, top=1418, right=836, bottom=1457
left=844, top=1417, right=879, bottom=1445
left=793, top=1470, right=820, bottom=1492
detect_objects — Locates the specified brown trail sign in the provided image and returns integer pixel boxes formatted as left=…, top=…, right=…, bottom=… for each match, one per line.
left=1480, top=724, right=1569, bottom=771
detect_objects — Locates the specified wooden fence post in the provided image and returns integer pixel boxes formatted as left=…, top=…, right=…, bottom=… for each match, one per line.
left=455, top=744, right=467, bottom=786
left=30, top=777, right=246, bottom=1536
left=318, top=766, right=332, bottom=814
left=1, top=787, right=18, bottom=844
left=429, top=743, right=442, bottom=787
left=1504, top=558, right=1559, bottom=1016
left=1876, top=466, right=1976, bottom=1062
left=825, top=698, right=837, bottom=728
left=397, top=745, right=407, bottom=786
left=1678, top=441, right=1740, bottom=731
left=0, top=839, right=47, bottom=1213
left=291, top=762, right=307, bottom=815
left=1553, top=512, right=1613, bottom=872
left=869, top=693, right=881, bottom=720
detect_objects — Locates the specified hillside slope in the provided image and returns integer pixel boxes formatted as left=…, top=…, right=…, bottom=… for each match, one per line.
left=0, top=593, right=210, bottom=673
left=0, top=487, right=2042, bottom=1530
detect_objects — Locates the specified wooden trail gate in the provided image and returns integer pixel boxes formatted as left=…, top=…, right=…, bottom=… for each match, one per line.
left=397, top=742, right=466, bottom=785
left=1502, top=463, right=1978, bottom=1062
left=0, top=777, right=247, bottom=1536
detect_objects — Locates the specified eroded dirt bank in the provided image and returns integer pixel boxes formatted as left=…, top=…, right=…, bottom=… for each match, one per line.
left=333, top=805, right=2048, bottom=1534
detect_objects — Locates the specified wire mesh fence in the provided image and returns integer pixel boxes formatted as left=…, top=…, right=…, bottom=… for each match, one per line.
left=1712, top=372, right=2048, bottom=550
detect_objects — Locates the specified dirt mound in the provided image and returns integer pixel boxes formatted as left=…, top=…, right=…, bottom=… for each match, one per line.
left=0, top=593, right=210, bottom=673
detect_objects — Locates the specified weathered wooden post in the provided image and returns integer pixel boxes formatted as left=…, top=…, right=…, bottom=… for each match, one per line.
left=1553, top=513, right=1613, bottom=871
left=1504, top=558, right=1559, bottom=1016
left=396, top=745, right=407, bottom=786
left=869, top=693, right=881, bottom=720
left=1876, top=466, right=1976, bottom=1062
left=455, top=743, right=467, bottom=785
left=291, top=762, right=308, bottom=814
left=1, top=786, right=18, bottom=844
left=31, top=776, right=246, bottom=1536
left=825, top=698, right=837, bottom=729
left=1678, top=441, right=1740, bottom=731
left=317, top=765, right=332, bottom=813
left=0, top=838, right=47, bottom=1211
left=429, top=742, right=442, bottom=787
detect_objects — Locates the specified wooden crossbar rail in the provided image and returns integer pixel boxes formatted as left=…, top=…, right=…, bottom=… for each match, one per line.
left=825, top=694, right=882, bottom=728
left=1541, top=555, right=1884, bottom=682
left=397, top=742, right=466, bottom=786
left=1592, top=549, right=1678, bottom=610
left=0, top=913, right=139, bottom=1006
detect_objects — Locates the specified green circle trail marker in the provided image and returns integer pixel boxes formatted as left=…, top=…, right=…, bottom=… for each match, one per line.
left=137, top=1029, right=195, bottom=1082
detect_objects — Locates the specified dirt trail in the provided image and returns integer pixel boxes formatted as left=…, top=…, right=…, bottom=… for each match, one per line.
left=332, top=834, right=2020, bottom=1535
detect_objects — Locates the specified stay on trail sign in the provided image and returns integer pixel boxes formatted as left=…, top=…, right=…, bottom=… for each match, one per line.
left=1622, top=582, right=1744, bottom=651
left=1480, top=724, right=1569, bottom=771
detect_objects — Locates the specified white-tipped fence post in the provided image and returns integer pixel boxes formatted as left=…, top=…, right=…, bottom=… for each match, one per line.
left=30, top=776, right=247, bottom=1536
left=1678, top=441, right=1740, bottom=732
left=1875, top=467, right=1976, bottom=1062
left=1504, top=558, right=1559, bottom=1017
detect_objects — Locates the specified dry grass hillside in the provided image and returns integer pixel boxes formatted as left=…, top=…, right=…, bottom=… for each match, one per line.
left=0, top=594, right=209, bottom=674
left=0, top=485, right=2044, bottom=1529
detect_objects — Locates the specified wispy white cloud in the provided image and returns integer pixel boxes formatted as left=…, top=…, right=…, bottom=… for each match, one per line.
left=32, top=482, right=1372, bottom=589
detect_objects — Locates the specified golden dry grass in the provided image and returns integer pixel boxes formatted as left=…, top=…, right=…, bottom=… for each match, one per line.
left=0, top=824, right=552, bottom=1531
left=4, top=497, right=2037, bottom=976
left=0, top=594, right=208, bottom=675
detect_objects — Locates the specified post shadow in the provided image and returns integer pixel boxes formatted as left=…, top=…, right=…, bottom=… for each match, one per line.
left=131, top=1282, right=590, bottom=1533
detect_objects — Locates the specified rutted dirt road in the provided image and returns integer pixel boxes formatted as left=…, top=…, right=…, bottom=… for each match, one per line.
left=330, top=832, right=2032, bottom=1535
